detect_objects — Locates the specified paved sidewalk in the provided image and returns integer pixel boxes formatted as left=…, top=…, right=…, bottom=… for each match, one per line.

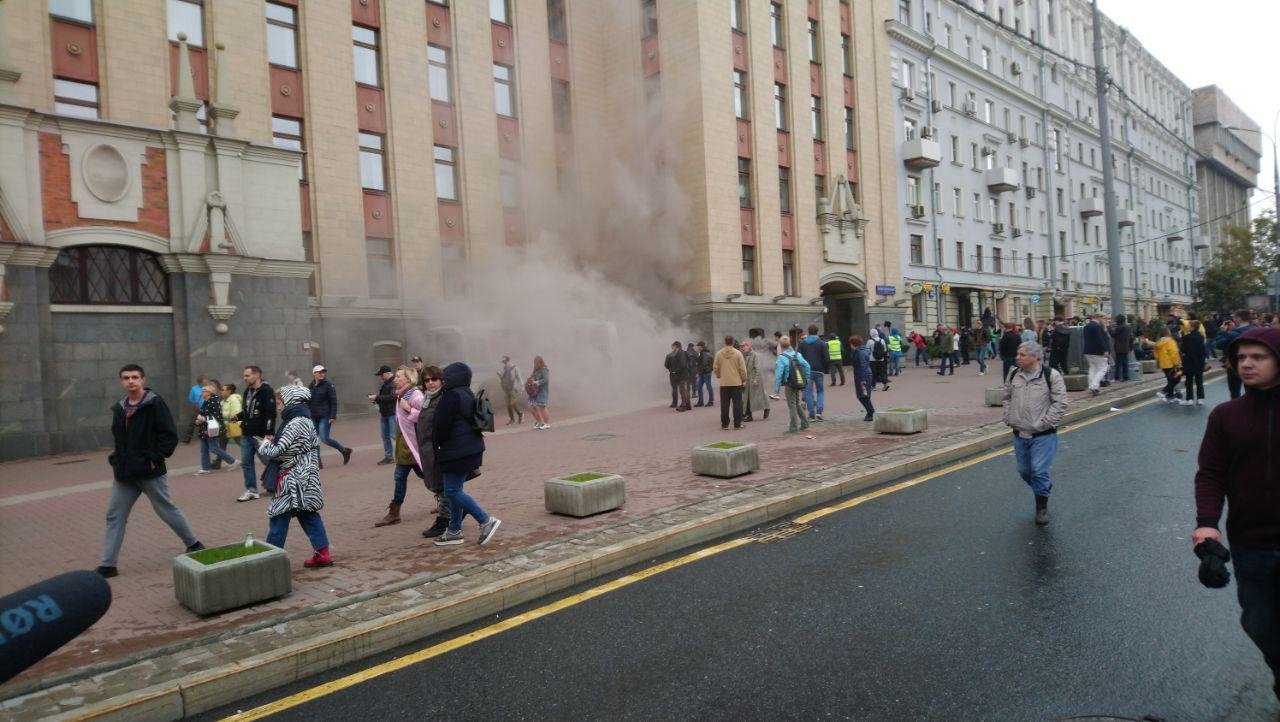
left=0, top=362, right=1191, bottom=717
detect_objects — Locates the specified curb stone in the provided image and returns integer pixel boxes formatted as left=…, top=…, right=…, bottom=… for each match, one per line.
left=6, top=373, right=1213, bottom=721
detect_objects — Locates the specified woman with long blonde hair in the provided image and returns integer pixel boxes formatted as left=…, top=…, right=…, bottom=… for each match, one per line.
left=527, top=356, right=551, bottom=429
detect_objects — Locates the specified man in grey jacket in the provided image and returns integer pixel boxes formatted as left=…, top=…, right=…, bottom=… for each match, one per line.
left=1003, top=341, right=1069, bottom=525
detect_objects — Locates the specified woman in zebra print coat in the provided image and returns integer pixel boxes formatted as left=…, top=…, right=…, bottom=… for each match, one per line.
left=258, top=384, right=333, bottom=568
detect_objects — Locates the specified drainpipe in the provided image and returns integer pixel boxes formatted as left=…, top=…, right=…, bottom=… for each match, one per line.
left=923, top=40, right=943, bottom=325
left=1034, top=6, right=1059, bottom=312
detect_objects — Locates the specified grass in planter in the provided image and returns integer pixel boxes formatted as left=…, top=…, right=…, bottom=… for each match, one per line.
left=706, top=442, right=745, bottom=449
left=563, top=472, right=610, bottom=483
left=188, top=543, right=271, bottom=565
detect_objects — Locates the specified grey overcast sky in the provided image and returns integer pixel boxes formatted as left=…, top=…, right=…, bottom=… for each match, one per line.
left=1098, top=0, right=1279, bottom=217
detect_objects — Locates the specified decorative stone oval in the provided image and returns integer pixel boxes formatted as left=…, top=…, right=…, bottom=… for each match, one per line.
left=365, top=103, right=374, bottom=112
left=433, top=18, right=441, bottom=28
left=439, top=119, right=449, bottom=128
left=82, top=144, right=130, bottom=203
left=498, top=39, right=506, bottom=48
left=280, top=85, right=292, bottom=97
left=371, top=209, right=382, bottom=219
left=445, top=218, right=456, bottom=228
left=67, top=42, right=82, bottom=56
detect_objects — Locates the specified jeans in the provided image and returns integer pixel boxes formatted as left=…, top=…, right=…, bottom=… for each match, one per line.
left=856, top=393, right=875, bottom=417
left=379, top=414, right=396, bottom=460
left=783, top=386, right=808, bottom=431
left=670, top=378, right=680, bottom=407
left=240, top=436, right=260, bottom=491
left=888, top=352, right=902, bottom=375
left=1012, top=432, right=1058, bottom=497
left=1184, top=369, right=1205, bottom=401
left=1085, top=354, right=1109, bottom=391
left=200, top=435, right=236, bottom=470
left=393, top=463, right=414, bottom=504
left=938, top=352, right=955, bottom=374
left=313, top=417, right=348, bottom=454
left=267, top=510, right=329, bottom=551
left=696, top=371, right=715, bottom=405
left=1161, top=369, right=1182, bottom=399
left=1002, top=356, right=1017, bottom=382
left=1113, top=351, right=1130, bottom=381
left=444, top=470, right=490, bottom=533
left=1232, top=547, right=1280, bottom=683
left=975, top=344, right=988, bottom=373
left=720, top=385, right=744, bottom=427
left=101, top=474, right=199, bottom=567
left=914, top=348, right=928, bottom=366
left=803, top=371, right=825, bottom=417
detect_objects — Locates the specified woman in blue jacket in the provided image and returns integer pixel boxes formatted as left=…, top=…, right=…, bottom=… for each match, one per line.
left=849, top=335, right=875, bottom=422
left=431, top=362, right=502, bottom=547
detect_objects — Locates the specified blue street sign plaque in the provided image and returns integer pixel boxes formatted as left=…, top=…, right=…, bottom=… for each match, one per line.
left=875, top=285, right=896, bottom=296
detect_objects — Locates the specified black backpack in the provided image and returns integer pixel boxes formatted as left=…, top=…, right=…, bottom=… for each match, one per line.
left=785, top=352, right=808, bottom=390
left=871, top=339, right=887, bottom=361
left=470, top=389, right=495, bottom=433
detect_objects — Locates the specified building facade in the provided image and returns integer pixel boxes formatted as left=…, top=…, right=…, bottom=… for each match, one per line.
left=888, top=0, right=1202, bottom=330
left=0, top=0, right=901, bottom=460
left=1192, top=84, right=1261, bottom=257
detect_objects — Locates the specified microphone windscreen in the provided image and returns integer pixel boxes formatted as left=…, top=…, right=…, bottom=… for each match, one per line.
left=0, top=570, right=112, bottom=684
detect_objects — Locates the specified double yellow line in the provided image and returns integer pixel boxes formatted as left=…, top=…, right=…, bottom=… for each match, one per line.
left=224, top=395, right=1165, bottom=720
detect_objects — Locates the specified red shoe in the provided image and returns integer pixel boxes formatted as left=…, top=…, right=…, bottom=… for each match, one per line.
left=304, top=547, right=333, bottom=568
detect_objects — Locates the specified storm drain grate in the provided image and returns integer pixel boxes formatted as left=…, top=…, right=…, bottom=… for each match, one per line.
left=752, top=520, right=813, bottom=543
left=581, top=434, right=618, bottom=441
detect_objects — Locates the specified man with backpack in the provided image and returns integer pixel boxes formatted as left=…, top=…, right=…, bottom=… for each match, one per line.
left=773, top=336, right=811, bottom=434
left=869, top=329, right=891, bottom=389
left=1003, top=341, right=1069, bottom=525
left=797, top=324, right=830, bottom=421
left=935, top=325, right=955, bottom=376
left=694, top=341, right=715, bottom=407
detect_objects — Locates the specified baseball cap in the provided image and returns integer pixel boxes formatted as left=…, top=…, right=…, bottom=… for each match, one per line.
left=374, top=365, right=393, bottom=375
left=312, top=364, right=326, bottom=373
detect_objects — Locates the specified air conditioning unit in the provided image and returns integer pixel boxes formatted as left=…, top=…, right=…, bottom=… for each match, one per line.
left=920, top=126, right=933, bottom=139
left=1025, top=186, right=1037, bottom=199
left=1011, top=62, right=1023, bottom=76
left=992, top=222, right=1005, bottom=234
left=981, top=145, right=994, bottom=156
left=1019, top=136, right=1029, bottom=148
left=1006, top=131, right=1017, bottom=143
left=910, top=205, right=926, bottom=218
left=1074, top=282, right=1084, bottom=290
left=1014, top=0, right=1024, bottom=5
left=931, top=99, right=942, bottom=113
left=902, top=86, right=915, bottom=101
left=1012, top=227, right=1023, bottom=237
left=963, top=101, right=977, bottom=116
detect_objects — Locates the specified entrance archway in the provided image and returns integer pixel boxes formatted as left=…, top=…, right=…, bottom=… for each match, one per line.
left=819, top=270, right=867, bottom=347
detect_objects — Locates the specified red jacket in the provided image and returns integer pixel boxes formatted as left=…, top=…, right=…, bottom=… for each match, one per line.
left=1194, top=328, right=1280, bottom=548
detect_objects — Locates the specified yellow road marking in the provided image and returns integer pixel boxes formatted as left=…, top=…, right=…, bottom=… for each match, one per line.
left=220, top=391, right=1177, bottom=720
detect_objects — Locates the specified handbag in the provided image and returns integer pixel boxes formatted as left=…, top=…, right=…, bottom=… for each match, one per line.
left=524, top=376, right=539, bottom=399
left=226, top=420, right=242, bottom=439
left=205, top=417, right=220, bottom=436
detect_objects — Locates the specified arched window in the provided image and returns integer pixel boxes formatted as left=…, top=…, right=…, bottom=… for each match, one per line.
left=49, top=245, right=170, bottom=305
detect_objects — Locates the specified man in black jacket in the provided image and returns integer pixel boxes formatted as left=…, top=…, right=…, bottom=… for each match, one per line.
left=694, top=341, right=715, bottom=407
left=1110, top=314, right=1133, bottom=382
left=665, top=342, right=692, bottom=411
left=308, top=364, right=352, bottom=466
left=98, top=364, right=204, bottom=578
left=1048, top=318, right=1071, bottom=374
left=1081, top=314, right=1111, bottom=395
left=369, top=365, right=398, bottom=463
left=237, top=365, right=276, bottom=501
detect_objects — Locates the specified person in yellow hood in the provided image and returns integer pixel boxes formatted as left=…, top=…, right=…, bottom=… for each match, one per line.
left=1153, top=327, right=1182, bottom=402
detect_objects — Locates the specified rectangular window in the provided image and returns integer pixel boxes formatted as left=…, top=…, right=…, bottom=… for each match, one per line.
left=808, top=20, right=821, bottom=63
left=910, top=234, right=924, bottom=264
left=271, top=115, right=304, bottom=179
left=901, top=60, right=915, bottom=90
left=50, top=0, right=93, bottom=23
left=734, top=70, right=749, bottom=120
left=810, top=96, right=823, bottom=140
left=973, top=193, right=982, bottom=220
left=730, top=0, right=745, bottom=32
left=843, top=106, right=854, bottom=149
left=778, top=166, right=791, bottom=214
left=428, top=44, right=453, bottom=103
left=952, top=187, right=962, bottom=215
left=770, top=2, right=784, bottom=47
left=547, top=0, right=567, bottom=41
left=500, top=158, right=521, bottom=208
left=906, top=175, right=920, bottom=207
left=738, top=158, right=752, bottom=208
left=433, top=145, right=458, bottom=201
left=971, top=142, right=979, bottom=168
left=782, top=250, right=795, bottom=296
left=948, top=82, right=957, bottom=107
left=358, top=132, right=386, bottom=191
left=975, top=245, right=984, bottom=272
left=493, top=64, right=516, bottom=116
left=992, top=247, right=1002, bottom=273
left=641, top=0, right=658, bottom=38
left=742, top=246, right=756, bottom=294
left=352, top=25, right=380, bottom=87
left=814, top=174, right=825, bottom=209
left=950, top=135, right=959, bottom=162
left=955, top=241, right=964, bottom=269
left=1027, top=253, right=1034, bottom=277
left=983, top=99, right=993, bottom=124
left=774, top=83, right=788, bottom=131
left=552, top=80, right=571, bottom=132
left=266, top=2, right=298, bottom=68
left=903, top=118, right=917, bottom=141
left=53, top=78, right=99, bottom=119
left=167, top=0, right=204, bottom=47
left=898, top=0, right=911, bottom=24
left=490, top=0, right=511, bottom=24
left=841, top=35, right=852, bottom=75
left=366, top=238, right=397, bottom=299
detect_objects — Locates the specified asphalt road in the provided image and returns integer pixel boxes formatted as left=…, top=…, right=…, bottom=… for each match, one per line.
left=207, top=377, right=1277, bottom=722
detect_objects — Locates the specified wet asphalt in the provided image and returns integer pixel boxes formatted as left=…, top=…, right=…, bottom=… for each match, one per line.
left=203, top=377, right=1279, bottom=722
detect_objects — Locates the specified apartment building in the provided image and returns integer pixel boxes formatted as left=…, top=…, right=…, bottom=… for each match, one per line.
left=0, top=0, right=900, bottom=459
left=1192, top=85, right=1261, bottom=257
left=888, top=0, right=1204, bottom=329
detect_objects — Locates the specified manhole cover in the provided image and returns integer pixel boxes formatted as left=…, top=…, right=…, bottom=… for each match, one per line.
left=581, top=434, right=618, bottom=441
left=752, top=520, right=813, bottom=543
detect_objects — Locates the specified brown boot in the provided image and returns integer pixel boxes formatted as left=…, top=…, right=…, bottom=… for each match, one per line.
left=374, top=502, right=402, bottom=527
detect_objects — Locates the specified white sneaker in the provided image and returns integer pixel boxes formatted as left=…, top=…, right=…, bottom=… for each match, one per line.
left=542, top=423, right=551, bottom=429
left=224, top=458, right=238, bottom=471
left=194, top=469, right=211, bottom=476
left=236, top=490, right=260, bottom=502
left=1195, top=398, right=1203, bottom=406
left=977, top=371, right=986, bottom=376
left=1180, top=399, right=1194, bottom=406
left=1154, top=392, right=1167, bottom=401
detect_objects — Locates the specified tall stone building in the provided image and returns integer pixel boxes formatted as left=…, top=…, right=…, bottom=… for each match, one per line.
left=1192, top=85, right=1261, bottom=258
left=0, top=0, right=901, bottom=460
left=888, top=0, right=1210, bottom=328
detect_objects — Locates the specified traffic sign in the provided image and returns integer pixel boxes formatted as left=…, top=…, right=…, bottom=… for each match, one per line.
left=1030, top=294, right=1041, bottom=304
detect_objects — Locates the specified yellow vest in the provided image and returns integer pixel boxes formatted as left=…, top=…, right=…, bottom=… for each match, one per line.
left=826, top=338, right=842, bottom=361
left=887, top=335, right=903, bottom=352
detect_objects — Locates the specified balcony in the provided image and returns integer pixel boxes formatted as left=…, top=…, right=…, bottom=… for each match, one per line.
left=902, top=138, right=941, bottom=169
left=1079, top=197, right=1104, bottom=217
left=1117, top=209, right=1137, bottom=227
left=984, top=167, right=1019, bottom=193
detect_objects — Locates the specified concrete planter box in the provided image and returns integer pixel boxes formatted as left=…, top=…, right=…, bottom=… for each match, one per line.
left=692, top=442, right=760, bottom=478
left=173, top=541, right=291, bottom=616
left=544, top=473, right=625, bottom=517
left=1063, top=374, right=1088, bottom=391
left=874, top=408, right=928, bottom=434
left=984, top=388, right=1005, bottom=407
left=1140, top=359, right=1158, bottom=374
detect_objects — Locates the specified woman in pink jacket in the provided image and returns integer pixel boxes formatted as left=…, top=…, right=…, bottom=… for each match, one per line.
left=374, top=365, right=425, bottom=527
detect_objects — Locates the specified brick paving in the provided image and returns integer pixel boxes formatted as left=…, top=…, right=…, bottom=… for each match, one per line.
left=0, top=361, right=1159, bottom=702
